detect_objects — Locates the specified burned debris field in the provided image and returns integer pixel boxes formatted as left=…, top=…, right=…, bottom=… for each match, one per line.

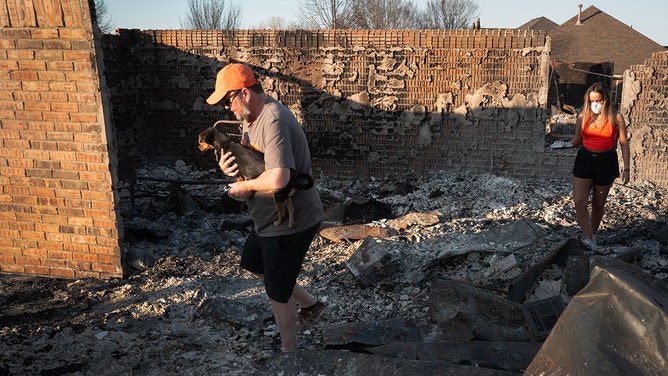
left=1, top=164, right=667, bottom=375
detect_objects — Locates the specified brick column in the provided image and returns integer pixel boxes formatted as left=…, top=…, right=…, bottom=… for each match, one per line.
left=0, top=0, right=124, bottom=278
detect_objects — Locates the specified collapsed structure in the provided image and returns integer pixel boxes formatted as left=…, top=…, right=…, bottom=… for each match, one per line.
left=1, top=2, right=667, bottom=374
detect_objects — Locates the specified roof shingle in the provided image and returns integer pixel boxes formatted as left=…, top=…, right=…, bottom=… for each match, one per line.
left=548, top=6, right=666, bottom=75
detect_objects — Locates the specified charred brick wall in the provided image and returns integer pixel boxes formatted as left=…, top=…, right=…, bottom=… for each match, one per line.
left=622, top=51, right=668, bottom=188
left=0, top=1, right=123, bottom=278
left=103, top=29, right=568, bottom=179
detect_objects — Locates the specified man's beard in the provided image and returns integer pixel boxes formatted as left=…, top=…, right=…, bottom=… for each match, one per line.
left=235, top=101, right=252, bottom=122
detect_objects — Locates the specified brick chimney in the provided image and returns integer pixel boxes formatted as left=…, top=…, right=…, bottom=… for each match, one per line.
left=576, top=4, right=582, bottom=25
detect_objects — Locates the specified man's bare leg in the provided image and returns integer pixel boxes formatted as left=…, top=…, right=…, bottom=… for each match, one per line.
left=291, top=283, right=318, bottom=309
left=270, top=283, right=320, bottom=352
left=272, top=297, right=298, bottom=352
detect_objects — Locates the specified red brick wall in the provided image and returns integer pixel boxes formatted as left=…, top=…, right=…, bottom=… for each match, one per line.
left=623, top=51, right=668, bottom=188
left=0, top=0, right=123, bottom=278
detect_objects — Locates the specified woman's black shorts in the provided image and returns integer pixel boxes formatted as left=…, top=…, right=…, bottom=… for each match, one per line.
left=572, top=147, right=620, bottom=186
left=240, top=222, right=320, bottom=303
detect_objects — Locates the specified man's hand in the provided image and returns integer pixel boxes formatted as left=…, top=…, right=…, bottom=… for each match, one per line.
left=227, top=180, right=255, bottom=200
left=219, top=151, right=239, bottom=177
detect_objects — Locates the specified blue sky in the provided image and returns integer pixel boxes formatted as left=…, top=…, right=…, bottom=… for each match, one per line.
left=106, top=1, right=667, bottom=45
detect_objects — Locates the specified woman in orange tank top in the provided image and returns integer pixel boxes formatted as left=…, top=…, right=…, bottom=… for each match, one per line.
left=567, top=82, right=630, bottom=250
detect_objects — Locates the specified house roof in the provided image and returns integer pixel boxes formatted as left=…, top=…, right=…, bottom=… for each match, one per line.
left=517, top=17, right=559, bottom=32
left=548, top=5, right=666, bottom=75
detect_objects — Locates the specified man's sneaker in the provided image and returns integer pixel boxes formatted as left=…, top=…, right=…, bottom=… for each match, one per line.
left=298, top=301, right=325, bottom=328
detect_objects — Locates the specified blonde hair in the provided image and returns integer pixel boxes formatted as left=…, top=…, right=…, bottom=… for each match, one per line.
left=581, top=82, right=617, bottom=128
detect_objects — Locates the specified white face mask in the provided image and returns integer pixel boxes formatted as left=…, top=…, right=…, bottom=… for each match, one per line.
left=591, top=102, right=602, bottom=114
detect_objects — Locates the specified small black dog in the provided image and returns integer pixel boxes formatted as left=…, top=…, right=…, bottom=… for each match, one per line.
left=198, top=125, right=314, bottom=228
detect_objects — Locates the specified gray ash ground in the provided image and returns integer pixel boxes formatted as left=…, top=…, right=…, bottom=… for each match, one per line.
left=1, top=164, right=666, bottom=375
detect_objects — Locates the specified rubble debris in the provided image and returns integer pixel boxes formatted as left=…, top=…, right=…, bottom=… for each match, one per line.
left=255, top=349, right=519, bottom=376
left=166, top=183, right=201, bottom=215
left=321, top=200, right=346, bottom=227
left=428, top=218, right=547, bottom=268
left=219, top=214, right=253, bottom=231
left=345, top=236, right=398, bottom=286
left=323, top=318, right=421, bottom=350
left=508, top=238, right=587, bottom=303
left=319, top=224, right=393, bottom=242
left=528, top=279, right=562, bottom=301
left=490, top=254, right=519, bottom=276
left=123, top=217, right=173, bottom=242
left=562, top=253, right=590, bottom=296
left=198, top=297, right=267, bottom=330
left=125, top=247, right=157, bottom=271
left=521, top=296, right=566, bottom=341
left=343, top=196, right=394, bottom=224
left=367, top=340, right=542, bottom=374
left=429, top=278, right=531, bottom=342
left=386, top=212, right=440, bottom=232
left=319, top=211, right=440, bottom=242
left=659, top=224, right=668, bottom=245
left=1, top=164, right=666, bottom=375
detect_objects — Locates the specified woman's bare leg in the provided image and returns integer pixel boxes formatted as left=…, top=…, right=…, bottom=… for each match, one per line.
left=590, top=183, right=612, bottom=237
left=573, top=176, right=594, bottom=240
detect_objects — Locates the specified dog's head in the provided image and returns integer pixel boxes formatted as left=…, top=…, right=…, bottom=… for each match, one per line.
left=198, top=126, right=233, bottom=152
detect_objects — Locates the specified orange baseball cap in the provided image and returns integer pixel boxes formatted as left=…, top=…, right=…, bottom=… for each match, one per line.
left=206, top=63, right=257, bottom=105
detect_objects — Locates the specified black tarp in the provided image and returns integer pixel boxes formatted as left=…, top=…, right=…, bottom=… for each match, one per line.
left=525, top=257, right=668, bottom=375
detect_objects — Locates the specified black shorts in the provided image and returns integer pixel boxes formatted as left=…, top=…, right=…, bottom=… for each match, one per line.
left=240, top=222, right=320, bottom=303
left=572, top=147, right=620, bottom=186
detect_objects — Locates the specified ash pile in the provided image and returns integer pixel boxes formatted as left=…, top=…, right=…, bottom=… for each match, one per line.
left=1, top=162, right=667, bottom=376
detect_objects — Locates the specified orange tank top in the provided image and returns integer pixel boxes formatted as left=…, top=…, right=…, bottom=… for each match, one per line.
left=583, top=113, right=617, bottom=151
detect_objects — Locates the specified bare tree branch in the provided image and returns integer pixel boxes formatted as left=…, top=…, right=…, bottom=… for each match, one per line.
left=180, top=0, right=243, bottom=30
left=91, top=0, right=114, bottom=34
left=297, top=0, right=355, bottom=29
left=297, top=0, right=478, bottom=30
left=421, top=0, right=480, bottom=29
left=349, top=0, right=420, bottom=29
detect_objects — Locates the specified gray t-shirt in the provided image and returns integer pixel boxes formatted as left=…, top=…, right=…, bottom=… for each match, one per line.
left=241, top=96, right=323, bottom=236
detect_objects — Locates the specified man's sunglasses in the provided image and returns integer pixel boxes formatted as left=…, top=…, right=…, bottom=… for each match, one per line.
left=223, top=90, right=241, bottom=108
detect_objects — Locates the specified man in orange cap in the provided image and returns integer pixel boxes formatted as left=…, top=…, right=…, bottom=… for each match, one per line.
left=207, top=63, right=325, bottom=352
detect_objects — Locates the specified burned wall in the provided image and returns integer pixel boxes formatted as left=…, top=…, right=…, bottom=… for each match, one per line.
left=0, top=1, right=123, bottom=278
left=103, top=29, right=567, bottom=179
left=622, top=51, right=668, bottom=188
left=549, top=60, right=615, bottom=109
